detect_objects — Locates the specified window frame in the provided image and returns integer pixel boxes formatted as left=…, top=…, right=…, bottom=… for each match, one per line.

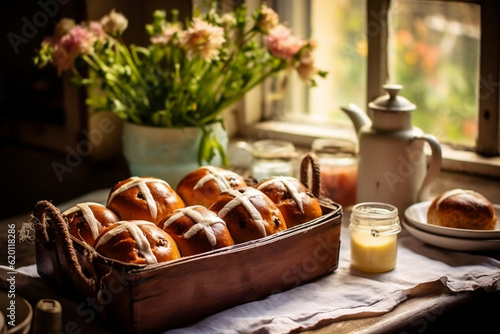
left=236, top=0, right=500, bottom=177
left=367, top=0, right=500, bottom=157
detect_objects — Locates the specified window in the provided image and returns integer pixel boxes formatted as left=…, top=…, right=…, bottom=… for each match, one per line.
left=240, top=0, right=500, bottom=177
left=388, top=0, right=480, bottom=148
left=264, top=0, right=367, bottom=128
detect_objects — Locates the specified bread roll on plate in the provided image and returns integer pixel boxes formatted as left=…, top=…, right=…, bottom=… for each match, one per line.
left=427, top=189, right=497, bottom=230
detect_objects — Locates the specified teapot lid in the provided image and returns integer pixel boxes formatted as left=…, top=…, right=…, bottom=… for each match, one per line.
left=368, top=84, right=416, bottom=112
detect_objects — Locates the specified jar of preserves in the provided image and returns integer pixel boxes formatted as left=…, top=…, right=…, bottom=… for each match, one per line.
left=312, top=137, right=357, bottom=207
left=349, top=202, right=401, bottom=273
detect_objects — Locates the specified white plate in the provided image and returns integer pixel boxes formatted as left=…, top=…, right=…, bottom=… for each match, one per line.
left=403, top=220, right=500, bottom=252
left=404, top=201, right=500, bottom=239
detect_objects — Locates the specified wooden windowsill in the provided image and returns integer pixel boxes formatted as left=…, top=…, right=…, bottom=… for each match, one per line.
left=240, top=120, right=500, bottom=179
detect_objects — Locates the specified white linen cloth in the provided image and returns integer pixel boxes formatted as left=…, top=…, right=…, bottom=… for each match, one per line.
left=2, top=222, right=499, bottom=334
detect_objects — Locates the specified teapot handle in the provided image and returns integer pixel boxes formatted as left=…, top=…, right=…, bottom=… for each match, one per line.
left=414, top=134, right=442, bottom=202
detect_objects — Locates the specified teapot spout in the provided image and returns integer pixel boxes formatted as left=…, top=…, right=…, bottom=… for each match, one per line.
left=340, top=103, right=372, bottom=135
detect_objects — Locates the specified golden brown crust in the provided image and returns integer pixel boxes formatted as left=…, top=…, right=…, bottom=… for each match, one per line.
left=160, top=206, right=234, bottom=256
left=209, top=187, right=287, bottom=244
left=176, top=166, right=247, bottom=208
left=63, top=203, right=119, bottom=245
left=107, top=177, right=185, bottom=225
left=256, top=176, right=323, bottom=228
left=94, top=221, right=181, bottom=264
left=427, top=189, right=497, bottom=230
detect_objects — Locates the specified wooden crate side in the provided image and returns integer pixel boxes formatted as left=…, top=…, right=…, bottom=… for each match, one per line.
left=34, top=202, right=342, bottom=333
left=120, top=218, right=341, bottom=333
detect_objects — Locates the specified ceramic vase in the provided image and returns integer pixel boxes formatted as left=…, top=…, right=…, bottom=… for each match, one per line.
left=122, top=122, right=228, bottom=188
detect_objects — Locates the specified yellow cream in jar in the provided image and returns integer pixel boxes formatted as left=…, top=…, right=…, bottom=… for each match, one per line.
left=349, top=202, right=401, bottom=273
left=350, top=232, right=398, bottom=273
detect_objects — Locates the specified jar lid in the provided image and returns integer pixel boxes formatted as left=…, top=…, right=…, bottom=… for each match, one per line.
left=312, top=137, right=357, bottom=155
left=350, top=202, right=401, bottom=236
left=368, top=84, right=416, bottom=112
left=252, top=140, right=296, bottom=159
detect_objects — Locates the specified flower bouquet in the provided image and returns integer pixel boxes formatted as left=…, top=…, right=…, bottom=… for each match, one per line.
left=34, top=3, right=326, bottom=166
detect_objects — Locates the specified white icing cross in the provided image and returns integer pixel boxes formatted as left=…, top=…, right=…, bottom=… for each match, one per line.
left=437, top=189, right=476, bottom=209
left=257, top=176, right=304, bottom=213
left=95, top=220, right=158, bottom=264
left=107, top=177, right=171, bottom=221
left=218, top=188, right=267, bottom=237
left=162, top=205, right=227, bottom=247
left=63, top=202, right=104, bottom=240
left=193, top=166, right=237, bottom=191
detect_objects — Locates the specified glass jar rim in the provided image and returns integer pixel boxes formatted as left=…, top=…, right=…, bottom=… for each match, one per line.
left=312, top=137, right=357, bottom=155
left=252, top=140, right=296, bottom=159
left=350, top=202, right=401, bottom=235
left=352, top=202, right=398, bottom=219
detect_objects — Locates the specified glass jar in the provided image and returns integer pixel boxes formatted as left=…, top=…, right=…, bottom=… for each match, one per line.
left=251, top=140, right=296, bottom=181
left=312, top=137, right=358, bottom=207
left=349, top=202, right=401, bottom=273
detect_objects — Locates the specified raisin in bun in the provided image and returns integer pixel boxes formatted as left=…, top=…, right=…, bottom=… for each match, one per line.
left=161, top=205, right=234, bottom=256
left=94, top=220, right=181, bottom=264
left=427, top=189, right=497, bottom=230
left=209, top=187, right=287, bottom=244
left=62, top=202, right=119, bottom=245
left=176, top=166, right=247, bottom=207
left=256, top=176, right=322, bottom=228
left=107, top=176, right=185, bottom=225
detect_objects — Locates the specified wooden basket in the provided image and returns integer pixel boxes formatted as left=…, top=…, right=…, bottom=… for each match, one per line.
left=32, top=154, right=343, bottom=333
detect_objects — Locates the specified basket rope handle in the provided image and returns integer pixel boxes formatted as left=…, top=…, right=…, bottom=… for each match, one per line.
left=33, top=200, right=97, bottom=295
left=300, top=152, right=321, bottom=198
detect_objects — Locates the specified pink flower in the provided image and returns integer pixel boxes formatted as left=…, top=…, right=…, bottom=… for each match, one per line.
left=60, top=25, right=95, bottom=55
left=296, top=48, right=318, bottom=81
left=51, top=45, right=74, bottom=74
left=183, top=18, right=225, bottom=61
left=46, top=25, right=96, bottom=75
left=150, top=25, right=182, bottom=45
left=88, top=21, right=107, bottom=41
left=265, top=25, right=304, bottom=61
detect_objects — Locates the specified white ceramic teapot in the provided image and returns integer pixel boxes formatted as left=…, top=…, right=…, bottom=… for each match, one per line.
left=341, top=84, right=442, bottom=215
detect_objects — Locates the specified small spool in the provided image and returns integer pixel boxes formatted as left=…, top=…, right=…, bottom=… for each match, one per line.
left=33, top=299, right=62, bottom=334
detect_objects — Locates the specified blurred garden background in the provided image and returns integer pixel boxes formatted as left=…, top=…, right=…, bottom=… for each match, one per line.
left=281, top=0, right=480, bottom=147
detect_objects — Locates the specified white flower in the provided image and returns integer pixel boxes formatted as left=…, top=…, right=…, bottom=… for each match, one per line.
left=257, top=5, right=279, bottom=34
left=183, top=18, right=225, bottom=61
left=220, top=13, right=236, bottom=28
left=55, top=18, right=75, bottom=37
left=101, top=9, right=128, bottom=36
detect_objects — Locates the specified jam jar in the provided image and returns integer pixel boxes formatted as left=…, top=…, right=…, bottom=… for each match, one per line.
left=312, top=137, right=358, bottom=207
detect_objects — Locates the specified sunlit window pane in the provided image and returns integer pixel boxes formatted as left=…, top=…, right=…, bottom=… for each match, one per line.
left=388, top=0, right=480, bottom=147
left=277, top=0, right=367, bottom=125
